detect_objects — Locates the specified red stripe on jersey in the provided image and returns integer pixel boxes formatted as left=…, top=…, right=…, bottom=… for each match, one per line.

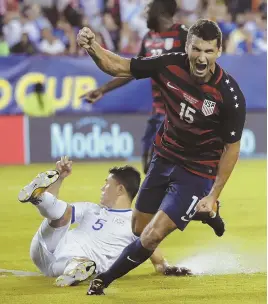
left=201, top=84, right=223, bottom=102
left=158, top=73, right=203, bottom=105
left=167, top=65, right=194, bottom=86
left=193, top=160, right=218, bottom=166
left=164, top=133, right=184, bottom=148
left=215, top=68, right=223, bottom=85
left=173, top=41, right=182, bottom=47
left=185, top=167, right=216, bottom=180
left=199, top=137, right=221, bottom=145
left=160, top=31, right=180, bottom=37
left=157, top=146, right=186, bottom=160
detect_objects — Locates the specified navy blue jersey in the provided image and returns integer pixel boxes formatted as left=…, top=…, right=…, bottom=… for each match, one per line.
left=130, top=52, right=246, bottom=179
left=138, top=23, right=188, bottom=114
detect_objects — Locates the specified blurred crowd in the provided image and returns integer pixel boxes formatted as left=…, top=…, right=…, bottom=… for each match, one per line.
left=0, top=0, right=266, bottom=57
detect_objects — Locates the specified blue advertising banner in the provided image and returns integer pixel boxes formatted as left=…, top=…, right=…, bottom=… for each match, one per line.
left=0, top=54, right=266, bottom=115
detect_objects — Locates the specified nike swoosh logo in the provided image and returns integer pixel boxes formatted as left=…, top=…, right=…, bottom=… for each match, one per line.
left=167, top=82, right=180, bottom=91
left=127, top=256, right=139, bottom=264
left=181, top=216, right=190, bottom=222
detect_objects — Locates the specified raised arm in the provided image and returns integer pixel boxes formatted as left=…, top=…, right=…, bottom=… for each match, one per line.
left=77, top=27, right=131, bottom=77
left=77, top=27, right=168, bottom=80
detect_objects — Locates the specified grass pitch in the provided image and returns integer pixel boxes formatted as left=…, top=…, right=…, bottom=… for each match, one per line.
left=0, top=159, right=266, bottom=304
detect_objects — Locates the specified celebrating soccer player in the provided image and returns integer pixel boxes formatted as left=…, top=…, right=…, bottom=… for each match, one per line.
left=77, top=18, right=246, bottom=295
left=81, top=0, right=187, bottom=174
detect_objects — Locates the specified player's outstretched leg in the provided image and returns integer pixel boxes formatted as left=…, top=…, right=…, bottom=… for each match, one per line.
left=86, top=210, right=177, bottom=296
left=55, top=258, right=96, bottom=287
left=18, top=170, right=60, bottom=204
left=192, top=201, right=225, bottom=237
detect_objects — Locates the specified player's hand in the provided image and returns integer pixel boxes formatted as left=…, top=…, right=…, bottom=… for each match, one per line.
left=77, top=27, right=95, bottom=50
left=80, top=89, right=103, bottom=103
left=56, top=156, right=72, bottom=179
left=196, top=195, right=216, bottom=217
left=164, top=266, right=192, bottom=276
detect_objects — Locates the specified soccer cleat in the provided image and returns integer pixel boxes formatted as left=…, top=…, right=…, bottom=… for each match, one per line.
left=202, top=201, right=225, bottom=237
left=86, top=277, right=105, bottom=295
left=18, top=170, right=60, bottom=204
left=55, top=258, right=96, bottom=287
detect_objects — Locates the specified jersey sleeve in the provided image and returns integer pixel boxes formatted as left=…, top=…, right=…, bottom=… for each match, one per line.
left=130, top=52, right=180, bottom=79
left=70, top=202, right=99, bottom=224
left=220, top=74, right=246, bottom=144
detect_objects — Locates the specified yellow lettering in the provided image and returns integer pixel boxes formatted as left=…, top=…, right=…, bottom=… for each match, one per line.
left=15, top=73, right=45, bottom=109
left=73, top=77, right=97, bottom=109
left=0, top=79, right=12, bottom=110
left=47, top=77, right=73, bottom=110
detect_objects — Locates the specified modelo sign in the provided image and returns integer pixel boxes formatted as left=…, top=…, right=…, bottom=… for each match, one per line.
left=28, top=112, right=266, bottom=163
left=28, top=115, right=147, bottom=162
left=51, top=117, right=134, bottom=158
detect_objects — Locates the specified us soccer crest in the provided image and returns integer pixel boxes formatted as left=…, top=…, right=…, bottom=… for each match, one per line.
left=164, top=38, right=174, bottom=50
left=202, top=99, right=216, bottom=116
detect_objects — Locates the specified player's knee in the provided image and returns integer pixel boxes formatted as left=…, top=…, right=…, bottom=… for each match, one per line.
left=141, top=226, right=164, bottom=250
left=50, top=205, right=72, bottom=228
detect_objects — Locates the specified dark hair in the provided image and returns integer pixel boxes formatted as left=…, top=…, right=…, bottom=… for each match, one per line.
left=109, top=166, right=141, bottom=201
left=187, top=19, right=222, bottom=48
left=152, top=0, right=177, bottom=17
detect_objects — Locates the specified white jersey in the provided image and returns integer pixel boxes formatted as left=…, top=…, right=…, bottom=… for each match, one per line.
left=53, top=203, right=137, bottom=273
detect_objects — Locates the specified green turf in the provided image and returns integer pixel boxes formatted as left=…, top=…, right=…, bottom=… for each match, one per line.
left=0, top=159, right=266, bottom=303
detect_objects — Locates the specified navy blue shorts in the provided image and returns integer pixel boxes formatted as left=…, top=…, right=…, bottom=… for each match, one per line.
left=141, top=113, right=164, bottom=154
left=135, top=154, right=213, bottom=231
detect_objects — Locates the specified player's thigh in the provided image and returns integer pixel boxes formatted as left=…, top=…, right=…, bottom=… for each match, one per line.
left=159, top=170, right=213, bottom=231
left=135, top=154, right=175, bottom=215
left=132, top=209, right=155, bottom=236
left=31, top=218, right=70, bottom=258
left=140, top=210, right=177, bottom=249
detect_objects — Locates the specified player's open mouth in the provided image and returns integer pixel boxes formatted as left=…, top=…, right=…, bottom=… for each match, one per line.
left=195, top=63, right=207, bottom=73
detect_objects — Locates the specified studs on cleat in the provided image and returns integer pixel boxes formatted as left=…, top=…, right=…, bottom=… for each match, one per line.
left=18, top=170, right=60, bottom=203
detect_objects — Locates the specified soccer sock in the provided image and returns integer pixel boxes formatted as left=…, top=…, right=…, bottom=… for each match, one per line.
left=35, top=192, right=67, bottom=220
left=98, top=238, right=154, bottom=287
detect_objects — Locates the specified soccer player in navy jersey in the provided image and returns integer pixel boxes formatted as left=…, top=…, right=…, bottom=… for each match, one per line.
left=77, top=18, right=246, bottom=295
left=81, top=0, right=187, bottom=174
left=80, top=0, right=224, bottom=237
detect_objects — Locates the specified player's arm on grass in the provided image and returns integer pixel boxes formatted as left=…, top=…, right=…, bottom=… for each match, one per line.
left=197, top=77, right=246, bottom=213
left=149, top=248, right=169, bottom=273
left=150, top=248, right=192, bottom=276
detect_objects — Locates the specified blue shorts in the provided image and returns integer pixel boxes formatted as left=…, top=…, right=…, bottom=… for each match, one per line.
left=141, top=113, right=164, bottom=154
left=135, top=154, right=213, bottom=231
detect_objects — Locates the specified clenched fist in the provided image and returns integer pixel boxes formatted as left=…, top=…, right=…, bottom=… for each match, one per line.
left=77, top=27, right=95, bottom=50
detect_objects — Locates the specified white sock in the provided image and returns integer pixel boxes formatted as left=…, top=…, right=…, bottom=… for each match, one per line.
left=35, top=192, right=67, bottom=220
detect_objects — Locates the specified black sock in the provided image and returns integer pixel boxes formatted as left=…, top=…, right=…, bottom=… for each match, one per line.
left=97, top=238, right=153, bottom=287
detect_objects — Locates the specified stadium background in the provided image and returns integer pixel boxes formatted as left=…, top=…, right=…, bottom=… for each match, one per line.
left=0, top=0, right=266, bottom=304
